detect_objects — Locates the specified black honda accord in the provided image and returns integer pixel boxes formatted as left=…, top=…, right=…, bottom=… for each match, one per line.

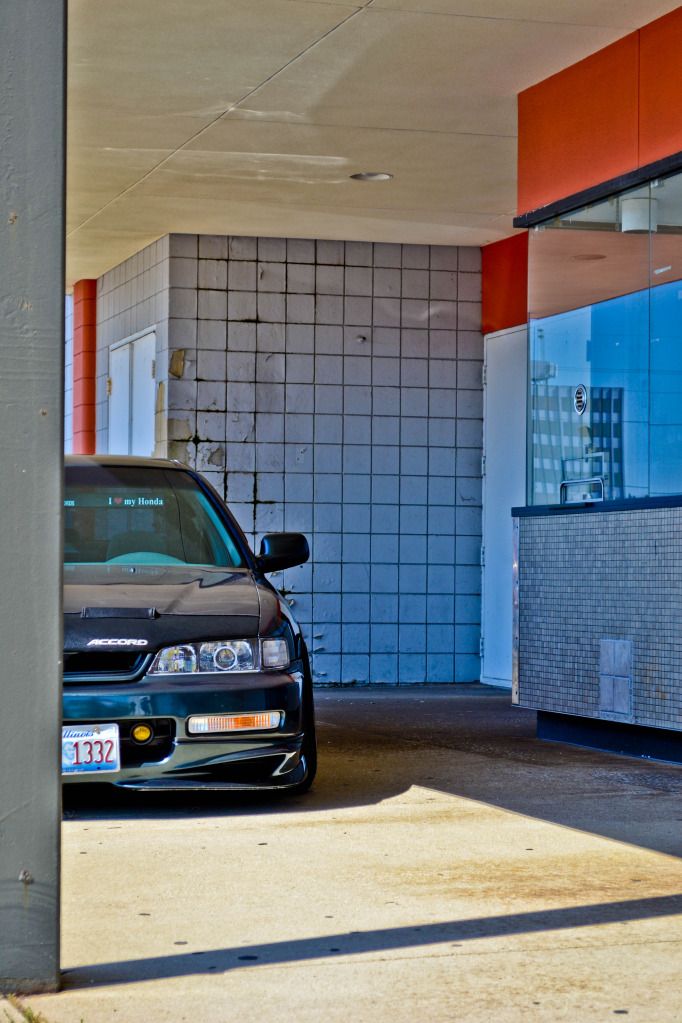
left=62, top=455, right=315, bottom=793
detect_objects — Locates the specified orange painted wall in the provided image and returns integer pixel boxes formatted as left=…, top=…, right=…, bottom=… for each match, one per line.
left=481, top=232, right=528, bottom=334
left=72, top=279, right=97, bottom=454
left=639, top=9, right=682, bottom=165
left=518, top=34, right=639, bottom=215
left=518, top=7, right=682, bottom=215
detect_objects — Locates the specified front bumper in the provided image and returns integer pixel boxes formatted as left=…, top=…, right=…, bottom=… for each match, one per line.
left=62, top=667, right=307, bottom=790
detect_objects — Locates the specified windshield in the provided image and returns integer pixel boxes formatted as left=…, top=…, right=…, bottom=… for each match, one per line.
left=64, top=465, right=246, bottom=568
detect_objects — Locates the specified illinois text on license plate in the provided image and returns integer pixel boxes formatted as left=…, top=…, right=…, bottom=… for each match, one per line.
left=62, top=723, right=120, bottom=775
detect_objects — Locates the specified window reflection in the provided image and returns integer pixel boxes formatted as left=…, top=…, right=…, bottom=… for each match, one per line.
left=528, top=170, right=682, bottom=505
left=650, top=173, right=682, bottom=496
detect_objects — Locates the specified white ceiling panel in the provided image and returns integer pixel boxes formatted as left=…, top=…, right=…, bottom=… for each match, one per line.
left=370, top=0, right=678, bottom=28
left=231, top=9, right=623, bottom=134
left=67, top=147, right=172, bottom=233
left=175, top=120, right=517, bottom=212
left=66, top=0, right=681, bottom=284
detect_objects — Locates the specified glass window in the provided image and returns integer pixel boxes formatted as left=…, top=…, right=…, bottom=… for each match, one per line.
left=527, top=170, right=682, bottom=504
left=649, top=174, right=682, bottom=496
left=64, top=465, right=246, bottom=567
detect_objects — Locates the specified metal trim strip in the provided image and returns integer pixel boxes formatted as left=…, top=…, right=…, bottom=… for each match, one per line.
left=513, top=148, right=682, bottom=228
left=512, top=493, right=682, bottom=517
left=511, top=517, right=520, bottom=706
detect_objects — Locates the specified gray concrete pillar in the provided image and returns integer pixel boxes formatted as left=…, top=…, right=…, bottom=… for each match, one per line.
left=0, top=0, right=66, bottom=994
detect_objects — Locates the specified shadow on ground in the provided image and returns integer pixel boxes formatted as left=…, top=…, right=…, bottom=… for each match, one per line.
left=63, top=685, right=682, bottom=859
left=59, top=890, right=682, bottom=989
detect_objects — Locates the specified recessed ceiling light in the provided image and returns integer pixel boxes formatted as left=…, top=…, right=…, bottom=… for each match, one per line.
left=350, top=172, right=393, bottom=182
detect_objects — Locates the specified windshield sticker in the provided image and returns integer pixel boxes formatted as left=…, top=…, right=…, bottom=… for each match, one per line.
left=107, top=496, right=165, bottom=507
left=64, top=494, right=166, bottom=508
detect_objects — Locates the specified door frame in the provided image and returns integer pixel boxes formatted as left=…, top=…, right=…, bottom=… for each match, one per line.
left=481, top=324, right=528, bottom=688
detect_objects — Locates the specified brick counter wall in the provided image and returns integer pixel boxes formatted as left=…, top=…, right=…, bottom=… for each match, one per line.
left=517, top=505, right=682, bottom=731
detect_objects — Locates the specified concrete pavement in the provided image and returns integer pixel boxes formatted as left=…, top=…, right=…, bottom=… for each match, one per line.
left=4, top=685, right=682, bottom=1022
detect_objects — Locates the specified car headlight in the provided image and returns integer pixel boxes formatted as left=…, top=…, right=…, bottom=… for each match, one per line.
left=199, top=641, right=255, bottom=673
left=148, top=638, right=290, bottom=675
left=151, top=644, right=198, bottom=674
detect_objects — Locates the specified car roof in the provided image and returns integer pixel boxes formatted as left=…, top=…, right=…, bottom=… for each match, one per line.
left=65, top=455, right=189, bottom=471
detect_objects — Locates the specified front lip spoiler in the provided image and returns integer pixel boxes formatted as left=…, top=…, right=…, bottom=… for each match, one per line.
left=107, top=755, right=310, bottom=792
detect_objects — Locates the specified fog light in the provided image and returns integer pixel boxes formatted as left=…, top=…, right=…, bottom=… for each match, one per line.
left=131, top=723, right=153, bottom=743
left=187, top=712, right=282, bottom=734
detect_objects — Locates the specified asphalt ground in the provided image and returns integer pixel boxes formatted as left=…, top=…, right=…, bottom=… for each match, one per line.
left=5, top=685, right=682, bottom=1023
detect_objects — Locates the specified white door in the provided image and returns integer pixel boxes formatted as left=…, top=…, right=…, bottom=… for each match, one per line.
left=108, top=330, right=156, bottom=456
left=130, top=331, right=156, bottom=456
left=481, top=326, right=527, bottom=688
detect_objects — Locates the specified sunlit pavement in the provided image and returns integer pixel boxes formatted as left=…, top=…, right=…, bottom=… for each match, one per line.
left=6, top=685, right=682, bottom=1023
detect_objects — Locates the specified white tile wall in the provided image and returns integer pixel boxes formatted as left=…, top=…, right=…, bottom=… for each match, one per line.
left=161, top=235, right=482, bottom=685
left=93, top=234, right=482, bottom=685
left=96, top=236, right=172, bottom=453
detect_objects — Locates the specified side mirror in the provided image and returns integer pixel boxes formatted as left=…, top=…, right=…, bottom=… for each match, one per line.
left=257, top=533, right=310, bottom=574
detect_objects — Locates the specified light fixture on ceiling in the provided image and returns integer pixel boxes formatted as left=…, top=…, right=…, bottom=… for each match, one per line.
left=350, top=172, right=393, bottom=182
left=620, top=195, right=658, bottom=233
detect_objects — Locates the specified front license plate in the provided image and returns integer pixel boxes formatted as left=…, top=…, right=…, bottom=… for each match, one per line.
left=62, top=723, right=120, bottom=775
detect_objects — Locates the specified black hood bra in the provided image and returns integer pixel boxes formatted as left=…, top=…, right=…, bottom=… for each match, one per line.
left=63, top=565, right=262, bottom=652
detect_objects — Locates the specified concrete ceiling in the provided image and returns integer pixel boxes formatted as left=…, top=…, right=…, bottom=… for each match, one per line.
left=67, top=0, right=680, bottom=284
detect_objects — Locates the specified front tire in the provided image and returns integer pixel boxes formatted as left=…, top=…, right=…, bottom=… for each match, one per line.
left=288, top=647, right=317, bottom=795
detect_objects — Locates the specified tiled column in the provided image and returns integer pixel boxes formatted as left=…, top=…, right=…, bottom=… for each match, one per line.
left=97, top=234, right=484, bottom=686
left=173, top=235, right=483, bottom=686
left=64, top=294, right=73, bottom=451
left=94, top=237, right=172, bottom=454
left=72, top=278, right=97, bottom=453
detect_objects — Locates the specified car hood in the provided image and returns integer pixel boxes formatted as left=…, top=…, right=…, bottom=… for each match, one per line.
left=64, top=564, right=260, bottom=616
left=63, top=565, right=262, bottom=651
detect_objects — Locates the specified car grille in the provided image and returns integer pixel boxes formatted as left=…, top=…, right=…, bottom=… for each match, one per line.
left=64, top=651, right=152, bottom=683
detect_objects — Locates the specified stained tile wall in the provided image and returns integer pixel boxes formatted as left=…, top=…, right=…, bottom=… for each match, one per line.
left=94, top=233, right=483, bottom=686
left=517, top=506, right=682, bottom=730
